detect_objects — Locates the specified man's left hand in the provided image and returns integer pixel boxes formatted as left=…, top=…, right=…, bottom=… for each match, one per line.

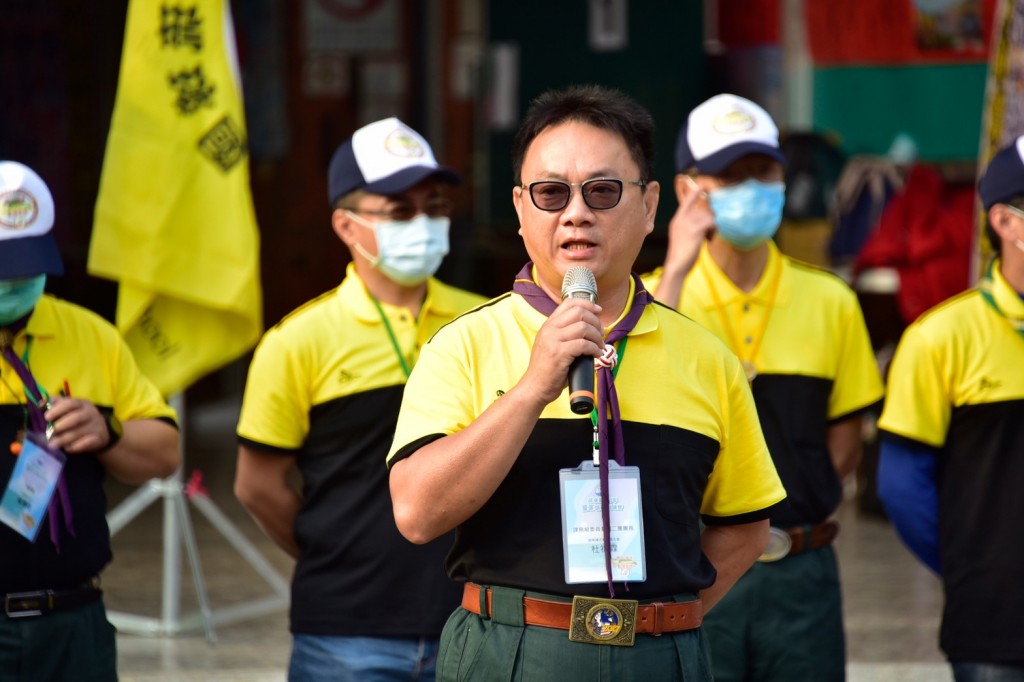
left=44, top=397, right=113, bottom=454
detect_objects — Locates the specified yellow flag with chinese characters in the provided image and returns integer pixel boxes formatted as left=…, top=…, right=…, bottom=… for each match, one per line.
left=88, top=0, right=262, bottom=396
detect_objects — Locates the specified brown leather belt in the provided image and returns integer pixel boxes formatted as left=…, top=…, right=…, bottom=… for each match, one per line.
left=758, top=520, right=839, bottom=563
left=462, top=583, right=702, bottom=635
left=787, top=520, right=839, bottom=556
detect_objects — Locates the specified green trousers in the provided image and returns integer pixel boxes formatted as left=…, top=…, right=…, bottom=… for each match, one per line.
left=0, top=600, right=117, bottom=682
left=437, top=586, right=713, bottom=682
left=703, top=546, right=845, bottom=682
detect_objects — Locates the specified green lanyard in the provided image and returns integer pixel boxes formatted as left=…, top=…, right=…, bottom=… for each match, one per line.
left=370, top=296, right=414, bottom=379
left=979, top=259, right=1024, bottom=340
left=589, top=336, right=628, bottom=458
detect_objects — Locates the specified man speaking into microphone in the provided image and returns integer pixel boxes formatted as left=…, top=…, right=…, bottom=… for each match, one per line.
left=387, top=84, right=785, bottom=681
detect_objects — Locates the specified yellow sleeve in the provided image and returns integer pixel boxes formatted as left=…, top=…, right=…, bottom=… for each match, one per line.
left=701, top=359, right=787, bottom=520
left=237, top=326, right=312, bottom=450
left=828, top=294, right=885, bottom=420
left=387, top=325, right=475, bottom=466
left=109, top=330, right=177, bottom=424
left=878, top=323, right=950, bottom=448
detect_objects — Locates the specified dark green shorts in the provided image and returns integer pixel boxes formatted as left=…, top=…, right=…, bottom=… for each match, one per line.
left=0, top=599, right=117, bottom=682
left=702, top=546, right=845, bottom=682
left=437, top=586, right=713, bottom=682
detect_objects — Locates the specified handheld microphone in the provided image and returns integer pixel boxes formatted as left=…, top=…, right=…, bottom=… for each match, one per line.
left=561, top=267, right=598, bottom=415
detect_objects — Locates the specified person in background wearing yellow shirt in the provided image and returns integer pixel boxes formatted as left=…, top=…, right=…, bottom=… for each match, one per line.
left=878, top=135, right=1024, bottom=682
left=234, top=118, right=486, bottom=682
left=0, top=161, right=180, bottom=682
left=643, top=94, right=883, bottom=682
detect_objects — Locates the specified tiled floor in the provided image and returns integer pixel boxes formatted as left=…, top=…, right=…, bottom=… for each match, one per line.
left=104, top=396, right=952, bottom=681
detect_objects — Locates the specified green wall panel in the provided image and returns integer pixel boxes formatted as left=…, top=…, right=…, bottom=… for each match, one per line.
left=813, top=64, right=987, bottom=162
left=487, top=3, right=706, bottom=229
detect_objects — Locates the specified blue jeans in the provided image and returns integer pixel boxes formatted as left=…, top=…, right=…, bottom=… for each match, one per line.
left=953, top=662, right=1024, bottom=682
left=289, top=634, right=440, bottom=682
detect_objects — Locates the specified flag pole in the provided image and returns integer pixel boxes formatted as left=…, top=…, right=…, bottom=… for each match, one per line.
left=91, top=0, right=283, bottom=639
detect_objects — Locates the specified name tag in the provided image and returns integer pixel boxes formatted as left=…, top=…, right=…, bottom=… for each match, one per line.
left=0, top=433, right=66, bottom=542
left=559, top=461, right=646, bottom=584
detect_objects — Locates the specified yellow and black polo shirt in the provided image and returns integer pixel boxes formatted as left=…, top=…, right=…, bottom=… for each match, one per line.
left=387, top=276, right=786, bottom=599
left=1, top=295, right=177, bottom=592
left=237, top=264, right=485, bottom=636
left=879, top=261, right=1024, bottom=661
left=644, top=242, right=883, bottom=526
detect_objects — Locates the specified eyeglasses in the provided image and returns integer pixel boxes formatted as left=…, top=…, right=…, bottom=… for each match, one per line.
left=1005, top=204, right=1024, bottom=220
left=520, top=178, right=645, bottom=212
left=353, top=198, right=453, bottom=222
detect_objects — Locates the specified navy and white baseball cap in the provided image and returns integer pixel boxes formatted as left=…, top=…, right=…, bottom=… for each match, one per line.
left=0, top=161, right=63, bottom=280
left=979, top=135, right=1024, bottom=209
left=327, top=117, right=462, bottom=205
left=675, top=94, right=785, bottom=174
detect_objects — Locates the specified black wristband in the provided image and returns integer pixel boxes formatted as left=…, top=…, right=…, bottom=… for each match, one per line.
left=101, top=411, right=123, bottom=451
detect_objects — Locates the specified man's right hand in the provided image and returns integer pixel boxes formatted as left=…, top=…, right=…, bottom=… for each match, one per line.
left=654, top=176, right=717, bottom=309
left=391, top=296, right=605, bottom=544
left=518, top=296, right=605, bottom=408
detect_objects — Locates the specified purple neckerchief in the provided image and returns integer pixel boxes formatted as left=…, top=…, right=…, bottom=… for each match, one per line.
left=512, top=262, right=652, bottom=597
left=1, top=313, right=75, bottom=551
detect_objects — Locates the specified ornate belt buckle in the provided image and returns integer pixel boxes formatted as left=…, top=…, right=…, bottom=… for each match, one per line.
left=569, top=595, right=637, bottom=646
left=757, top=526, right=792, bottom=563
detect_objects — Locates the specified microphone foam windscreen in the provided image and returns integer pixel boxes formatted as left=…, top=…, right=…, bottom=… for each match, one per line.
left=561, top=266, right=598, bottom=302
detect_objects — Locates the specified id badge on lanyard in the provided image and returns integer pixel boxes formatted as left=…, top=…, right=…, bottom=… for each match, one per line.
left=559, top=460, right=646, bottom=584
left=0, top=432, right=66, bottom=542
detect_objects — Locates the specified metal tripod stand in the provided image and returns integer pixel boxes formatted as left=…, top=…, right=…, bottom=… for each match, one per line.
left=105, top=394, right=289, bottom=642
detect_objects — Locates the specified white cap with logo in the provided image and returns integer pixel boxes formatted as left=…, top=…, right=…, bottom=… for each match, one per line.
left=675, top=94, right=784, bottom=174
left=327, top=117, right=462, bottom=205
left=0, top=161, right=63, bottom=279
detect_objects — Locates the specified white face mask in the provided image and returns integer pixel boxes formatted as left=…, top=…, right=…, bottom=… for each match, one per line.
left=346, top=211, right=450, bottom=286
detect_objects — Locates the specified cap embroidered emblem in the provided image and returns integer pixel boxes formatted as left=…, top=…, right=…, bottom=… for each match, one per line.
left=0, top=190, right=39, bottom=231
left=712, top=108, right=756, bottom=135
left=383, top=129, right=426, bottom=158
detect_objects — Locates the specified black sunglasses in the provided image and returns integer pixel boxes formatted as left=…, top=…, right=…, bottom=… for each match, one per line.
left=520, top=178, right=645, bottom=212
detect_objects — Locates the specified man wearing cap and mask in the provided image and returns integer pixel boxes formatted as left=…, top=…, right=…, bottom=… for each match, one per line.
left=234, top=118, right=485, bottom=682
left=643, top=94, right=883, bottom=681
left=877, top=136, right=1024, bottom=682
left=0, top=161, right=180, bottom=680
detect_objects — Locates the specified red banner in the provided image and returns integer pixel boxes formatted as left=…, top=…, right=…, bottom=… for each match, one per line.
left=806, top=0, right=996, bottom=66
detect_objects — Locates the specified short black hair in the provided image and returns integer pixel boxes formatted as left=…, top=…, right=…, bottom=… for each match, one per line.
left=511, top=84, right=655, bottom=186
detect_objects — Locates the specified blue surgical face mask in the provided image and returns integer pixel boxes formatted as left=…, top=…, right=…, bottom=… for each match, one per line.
left=707, top=179, right=785, bottom=251
left=346, top=212, right=450, bottom=286
left=0, top=275, right=46, bottom=325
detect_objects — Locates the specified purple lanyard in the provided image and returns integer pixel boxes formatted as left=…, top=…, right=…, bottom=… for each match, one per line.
left=512, top=263, right=652, bottom=596
left=1, top=316, right=75, bottom=550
